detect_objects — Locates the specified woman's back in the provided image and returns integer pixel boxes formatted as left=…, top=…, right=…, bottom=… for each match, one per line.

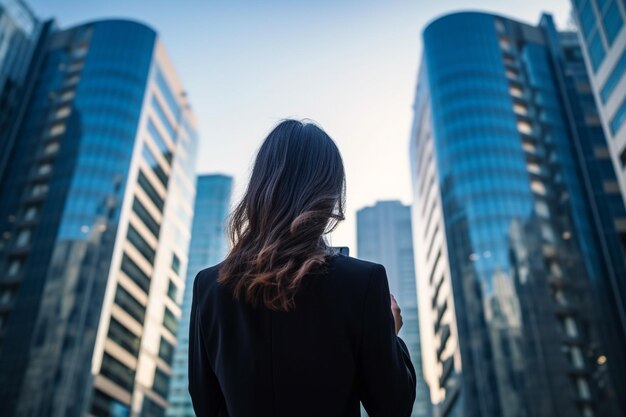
left=189, top=254, right=416, bottom=417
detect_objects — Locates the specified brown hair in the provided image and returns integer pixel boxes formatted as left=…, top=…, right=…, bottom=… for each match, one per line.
left=218, top=119, right=346, bottom=311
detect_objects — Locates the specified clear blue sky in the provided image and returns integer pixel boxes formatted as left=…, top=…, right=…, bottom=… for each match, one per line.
left=30, top=0, right=571, bottom=250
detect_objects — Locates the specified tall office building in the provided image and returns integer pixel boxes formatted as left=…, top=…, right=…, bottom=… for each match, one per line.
left=0, top=17, right=199, bottom=417
left=571, top=0, right=626, bottom=211
left=0, top=0, right=47, bottom=179
left=357, top=201, right=432, bottom=417
left=167, top=174, right=233, bottom=417
left=410, top=12, right=626, bottom=417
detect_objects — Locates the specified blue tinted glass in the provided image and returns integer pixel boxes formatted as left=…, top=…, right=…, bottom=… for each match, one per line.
left=596, top=0, right=610, bottom=11
left=602, top=1, right=623, bottom=44
left=155, top=67, right=181, bottom=121
left=142, top=144, right=169, bottom=186
left=151, top=96, right=177, bottom=140
left=580, top=1, right=597, bottom=38
left=147, top=118, right=172, bottom=163
left=588, top=31, right=606, bottom=70
left=610, top=98, right=626, bottom=133
left=600, top=48, right=626, bottom=102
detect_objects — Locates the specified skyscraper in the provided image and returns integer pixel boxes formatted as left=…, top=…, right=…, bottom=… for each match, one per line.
left=410, top=12, right=626, bottom=417
left=0, top=17, right=199, bottom=417
left=0, top=0, right=47, bottom=179
left=570, top=0, right=626, bottom=210
left=357, top=200, right=432, bottom=417
left=167, top=174, right=233, bottom=417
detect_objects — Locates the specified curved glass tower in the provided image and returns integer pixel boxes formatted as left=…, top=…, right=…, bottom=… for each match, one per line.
left=411, top=12, right=626, bottom=417
left=0, top=18, right=199, bottom=417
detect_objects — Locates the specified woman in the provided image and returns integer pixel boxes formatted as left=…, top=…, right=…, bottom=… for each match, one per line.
left=188, top=119, right=416, bottom=417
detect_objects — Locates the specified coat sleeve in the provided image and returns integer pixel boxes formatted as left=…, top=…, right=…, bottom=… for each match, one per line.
left=188, top=273, right=226, bottom=417
left=358, top=264, right=417, bottom=417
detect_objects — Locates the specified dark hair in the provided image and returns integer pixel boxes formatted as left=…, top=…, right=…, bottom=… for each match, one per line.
left=218, top=119, right=346, bottom=311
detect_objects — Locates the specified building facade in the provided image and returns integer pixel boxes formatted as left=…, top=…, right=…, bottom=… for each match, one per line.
left=357, top=201, right=432, bottom=417
left=410, top=12, right=626, bottom=417
left=0, top=0, right=47, bottom=179
left=570, top=0, right=626, bottom=211
left=0, top=18, right=199, bottom=417
left=167, top=174, right=233, bottom=417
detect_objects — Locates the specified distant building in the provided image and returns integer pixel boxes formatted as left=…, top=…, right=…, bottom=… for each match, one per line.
left=571, top=0, right=626, bottom=211
left=0, top=16, right=199, bottom=417
left=410, top=11, right=626, bottom=417
left=357, top=200, right=432, bottom=417
left=0, top=0, right=47, bottom=180
left=167, top=174, right=233, bottom=417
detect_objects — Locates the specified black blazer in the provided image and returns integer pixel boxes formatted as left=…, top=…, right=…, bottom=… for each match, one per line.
left=188, top=254, right=416, bottom=417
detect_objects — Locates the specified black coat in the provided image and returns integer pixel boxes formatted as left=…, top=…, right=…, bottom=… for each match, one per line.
left=188, top=254, right=416, bottom=417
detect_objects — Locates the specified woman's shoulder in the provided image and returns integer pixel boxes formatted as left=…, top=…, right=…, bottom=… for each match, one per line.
left=192, top=263, right=224, bottom=295
left=326, top=254, right=386, bottom=283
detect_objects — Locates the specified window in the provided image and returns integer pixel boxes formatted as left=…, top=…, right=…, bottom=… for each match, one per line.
left=114, top=285, right=146, bottom=324
left=155, top=67, right=182, bottom=120
left=588, top=31, right=606, bottom=71
left=48, top=124, right=65, bottom=137
left=163, top=307, right=178, bottom=335
left=152, top=367, right=170, bottom=398
left=147, top=119, right=172, bottom=164
left=127, top=225, right=155, bottom=264
left=141, top=396, right=165, bottom=417
left=15, top=229, right=31, bottom=247
left=602, top=1, right=623, bottom=45
left=7, top=259, right=21, bottom=276
left=158, top=337, right=174, bottom=365
left=37, top=163, right=52, bottom=176
left=167, top=279, right=178, bottom=302
left=579, top=1, right=596, bottom=38
left=100, top=352, right=135, bottom=392
left=55, top=106, right=71, bottom=119
left=31, top=184, right=48, bottom=197
left=171, top=253, right=180, bottom=275
left=132, top=198, right=160, bottom=238
left=610, top=97, right=626, bottom=134
left=60, top=90, right=75, bottom=102
left=600, top=48, right=626, bottom=103
left=151, top=97, right=177, bottom=141
left=594, top=146, right=611, bottom=159
left=120, top=253, right=151, bottom=293
left=91, top=389, right=130, bottom=417
left=142, top=145, right=169, bottom=187
left=620, top=145, right=626, bottom=167
left=0, top=289, right=12, bottom=304
left=603, top=180, right=621, bottom=193
left=517, top=121, right=532, bottom=134
left=108, top=318, right=141, bottom=357
left=509, top=86, right=523, bottom=97
left=513, top=103, right=528, bottom=115
left=44, top=142, right=59, bottom=155
left=531, top=180, right=546, bottom=195
left=138, top=170, right=164, bottom=211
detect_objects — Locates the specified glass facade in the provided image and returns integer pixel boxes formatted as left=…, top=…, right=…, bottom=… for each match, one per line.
left=411, top=12, right=626, bottom=417
left=0, top=17, right=199, bottom=417
left=357, top=201, right=432, bottom=417
left=572, top=0, right=626, bottom=220
left=0, top=0, right=44, bottom=181
left=166, top=174, right=233, bottom=417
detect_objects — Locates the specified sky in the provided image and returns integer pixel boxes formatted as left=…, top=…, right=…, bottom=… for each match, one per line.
left=29, top=0, right=572, bottom=251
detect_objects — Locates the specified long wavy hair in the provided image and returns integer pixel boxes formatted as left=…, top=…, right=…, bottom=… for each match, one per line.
left=218, top=119, right=346, bottom=311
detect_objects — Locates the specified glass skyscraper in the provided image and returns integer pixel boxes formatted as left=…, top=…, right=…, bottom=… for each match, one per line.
left=167, top=174, right=233, bottom=417
left=410, top=12, right=626, bottom=417
left=570, top=0, right=626, bottom=213
left=357, top=200, right=432, bottom=417
left=0, top=0, right=47, bottom=180
left=0, top=16, right=199, bottom=417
